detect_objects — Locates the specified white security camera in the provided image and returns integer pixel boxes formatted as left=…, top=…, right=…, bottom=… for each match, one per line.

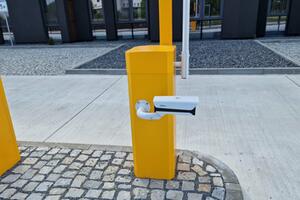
left=135, top=96, right=199, bottom=120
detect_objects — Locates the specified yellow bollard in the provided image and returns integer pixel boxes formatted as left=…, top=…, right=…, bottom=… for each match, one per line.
left=126, top=45, right=176, bottom=179
left=0, top=78, right=20, bottom=176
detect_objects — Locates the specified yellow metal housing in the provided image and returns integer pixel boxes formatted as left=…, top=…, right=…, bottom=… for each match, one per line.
left=159, top=0, right=173, bottom=45
left=0, top=78, right=20, bottom=176
left=126, top=45, right=176, bottom=179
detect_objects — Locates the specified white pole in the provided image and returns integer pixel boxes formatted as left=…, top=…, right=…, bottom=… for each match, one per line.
left=181, top=0, right=190, bottom=79
left=4, top=14, right=13, bottom=46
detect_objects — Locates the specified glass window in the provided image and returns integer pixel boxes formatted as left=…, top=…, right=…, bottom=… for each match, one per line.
left=133, top=0, right=146, bottom=21
left=116, top=0, right=130, bottom=21
left=90, top=0, right=104, bottom=22
left=45, top=0, right=58, bottom=24
left=270, top=0, right=288, bottom=15
left=204, top=0, right=221, bottom=18
left=190, top=0, right=200, bottom=18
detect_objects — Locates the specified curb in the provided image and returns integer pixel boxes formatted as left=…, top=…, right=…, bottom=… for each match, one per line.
left=18, top=141, right=244, bottom=200
left=66, top=67, right=300, bottom=75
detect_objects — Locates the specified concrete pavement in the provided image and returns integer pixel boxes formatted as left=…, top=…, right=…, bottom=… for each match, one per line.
left=2, top=75, right=300, bottom=200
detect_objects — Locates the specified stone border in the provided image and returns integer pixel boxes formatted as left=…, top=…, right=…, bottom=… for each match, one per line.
left=18, top=141, right=244, bottom=200
left=65, top=67, right=300, bottom=75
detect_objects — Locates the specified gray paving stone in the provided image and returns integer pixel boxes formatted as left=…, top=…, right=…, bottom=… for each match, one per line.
left=166, top=190, right=184, bottom=200
left=115, top=176, right=131, bottom=183
left=71, top=175, right=87, bottom=187
left=21, top=169, right=38, bottom=179
left=100, top=154, right=112, bottom=161
left=79, top=167, right=92, bottom=176
left=102, top=182, right=115, bottom=189
left=33, top=161, right=47, bottom=169
left=118, top=184, right=131, bottom=190
left=22, top=182, right=39, bottom=192
left=65, top=188, right=85, bottom=198
left=54, top=178, right=72, bottom=187
left=166, top=181, right=180, bottom=190
left=26, top=193, right=45, bottom=200
left=85, top=189, right=102, bottom=198
left=133, top=187, right=149, bottom=199
left=47, top=160, right=60, bottom=166
left=117, top=190, right=131, bottom=200
left=85, top=158, right=98, bottom=167
left=61, top=157, right=75, bottom=165
left=32, top=174, right=46, bottom=182
left=187, top=193, right=203, bottom=200
left=198, top=184, right=211, bottom=193
left=192, top=158, right=204, bottom=167
left=90, top=170, right=103, bottom=180
left=118, top=169, right=131, bottom=175
left=104, top=166, right=119, bottom=175
left=62, top=170, right=78, bottom=178
left=0, top=184, right=8, bottom=193
left=10, top=179, right=28, bottom=188
left=112, top=158, right=124, bottom=165
left=149, top=180, right=164, bottom=189
left=44, top=195, right=61, bottom=200
left=39, top=166, right=54, bottom=174
left=70, top=149, right=81, bottom=157
left=177, top=163, right=190, bottom=171
left=177, top=172, right=197, bottom=181
left=123, top=161, right=134, bottom=168
left=191, top=165, right=208, bottom=176
left=82, top=149, right=94, bottom=155
left=0, top=188, right=17, bottom=198
left=126, top=153, right=133, bottom=161
left=53, top=165, right=67, bottom=173
left=151, top=189, right=165, bottom=200
left=101, top=190, right=116, bottom=199
left=91, top=150, right=103, bottom=157
left=115, top=152, right=127, bottom=158
left=213, top=177, right=224, bottom=187
left=30, top=151, right=46, bottom=157
left=102, top=174, right=115, bottom=182
left=77, top=154, right=89, bottom=162
left=69, top=162, right=83, bottom=170
left=11, top=192, right=28, bottom=200
left=198, top=176, right=211, bottom=183
left=49, top=188, right=67, bottom=195
left=178, top=155, right=192, bottom=163
left=182, top=181, right=195, bottom=191
left=83, top=180, right=101, bottom=189
left=46, top=174, right=60, bottom=182
left=1, top=174, right=21, bottom=183
left=212, top=187, right=225, bottom=200
left=23, top=157, right=39, bottom=165
left=133, top=178, right=150, bottom=187
left=206, top=165, right=217, bottom=173
left=95, top=162, right=108, bottom=170
left=41, top=155, right=53, bottom=161
left=59, top=148, right=71, bottom=154
left=36, top=181, right=53, bottom=192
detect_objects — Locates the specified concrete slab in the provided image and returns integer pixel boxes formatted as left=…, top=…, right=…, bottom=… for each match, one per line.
left=3, top=75, right=121, bottom=142
left=2, top=75, right=300, bottom=200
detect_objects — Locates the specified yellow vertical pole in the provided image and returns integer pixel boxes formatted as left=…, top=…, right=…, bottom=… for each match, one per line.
left=159, top=0, right=173, bottom=45
left=0, top=78, right=20, bottom=176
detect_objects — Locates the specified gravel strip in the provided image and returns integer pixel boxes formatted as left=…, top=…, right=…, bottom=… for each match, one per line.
left=0, top=46, right=121, bottom=75
left=78, top=40, right=299, bottom=69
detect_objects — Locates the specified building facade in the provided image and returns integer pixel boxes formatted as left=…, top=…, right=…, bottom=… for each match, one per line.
left=0, top=0, right=299, bottom=44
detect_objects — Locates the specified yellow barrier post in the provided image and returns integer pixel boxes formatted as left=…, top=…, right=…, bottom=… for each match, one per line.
left=126, top=0, right=176, bottom=179
left=0, top=78, right=20, bottom=176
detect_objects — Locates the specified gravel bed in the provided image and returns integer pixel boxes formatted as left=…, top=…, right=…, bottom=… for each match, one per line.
left=0, top=46, right=120, bottom=75
left=78, top=40, right=299, bottom=69
left=260, top=39, right=300, bottom=66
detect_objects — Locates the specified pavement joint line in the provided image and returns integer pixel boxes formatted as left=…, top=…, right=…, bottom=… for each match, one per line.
left=43, top=76, right=123, bottom=142
left=285, top=75, right=300, bottom=88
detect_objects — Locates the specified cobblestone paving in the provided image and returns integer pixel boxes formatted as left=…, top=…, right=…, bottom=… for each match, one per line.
left=0, top=145, right=236, bottom=200
left=0, top=44, right=121, bottom=75
left=78, top=40, right=298, bottom=69
left=260, top=39, right=300, bottom=66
